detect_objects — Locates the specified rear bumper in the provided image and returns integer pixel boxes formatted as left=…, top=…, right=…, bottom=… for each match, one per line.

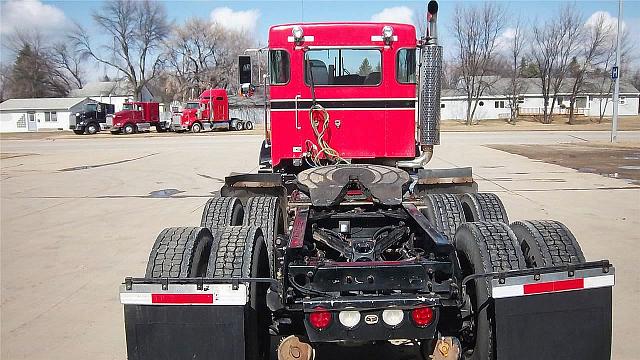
left=303, top=294, right=440, bottom=343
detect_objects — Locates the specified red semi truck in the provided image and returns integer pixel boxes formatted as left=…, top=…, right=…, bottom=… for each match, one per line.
left=109, top=101, right=171, bottom=134
left=171, top=89, right=254, bottom=133
left=120, top=2, right=614, bottom=359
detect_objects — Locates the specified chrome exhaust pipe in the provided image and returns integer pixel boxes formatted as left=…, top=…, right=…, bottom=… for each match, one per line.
left=396, top=145, right=433, bottom=168
left=398, top=1, right=440, bottom=169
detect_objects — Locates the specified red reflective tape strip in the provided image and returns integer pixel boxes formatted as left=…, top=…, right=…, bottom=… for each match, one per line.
left=523, top=278, right=584, bottom=295
left=151, top=293, right=213, bottom=304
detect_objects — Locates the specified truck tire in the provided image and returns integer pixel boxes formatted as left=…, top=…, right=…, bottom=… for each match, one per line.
left=124, top=123, right=135, bottom=134
left=73, top=130, right=84, bottom=135
left=510, top=220, right=586, bottom=267
left=207, top=226, right=270, bottom=360
left=191, top=122, right=202, bottom=133
left=145, top=227, right=213, bottom=278
left=244, top=121, right=254, bottom=130
left=455, top=222, right=526, bottom=360
left=420, top=194, right=465, bottom=242
left=244, top=196, right=284, bottom=275
left=236, top=121, right=244, bottom=131
left=459, top=193, right=509, bottom=223
left=200, top=196, right=244, bottom=231
left=86, top=122, right=99, bottom=135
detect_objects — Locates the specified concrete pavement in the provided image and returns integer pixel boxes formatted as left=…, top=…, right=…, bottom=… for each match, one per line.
left=1, top=131, right=638, bottom=359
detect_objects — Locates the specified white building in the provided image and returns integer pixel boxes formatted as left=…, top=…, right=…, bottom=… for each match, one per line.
left=441, top=77, right=639, bottom=121
left=69, top=80, right=153, bottom=113
left=0, top=97, right=92, bottom=132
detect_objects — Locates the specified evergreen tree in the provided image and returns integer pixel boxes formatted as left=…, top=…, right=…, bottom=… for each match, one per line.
left=358, top=58, right=373, bottom=76
left=9, top=44, right=49, bottom=98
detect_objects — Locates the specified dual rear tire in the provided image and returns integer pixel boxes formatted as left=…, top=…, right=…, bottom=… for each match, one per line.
left=145, top=224, right=270, bottom=360
left=422, top=192, right=586, bottom=359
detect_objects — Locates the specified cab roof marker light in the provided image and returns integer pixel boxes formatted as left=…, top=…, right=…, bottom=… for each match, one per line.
left=382, top=25, right=394, bottom=45
left=292, top=26, right=304, bottom=43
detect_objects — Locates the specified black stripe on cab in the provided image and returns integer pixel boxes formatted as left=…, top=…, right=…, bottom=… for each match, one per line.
left=270, top=100, right=415, bottom=110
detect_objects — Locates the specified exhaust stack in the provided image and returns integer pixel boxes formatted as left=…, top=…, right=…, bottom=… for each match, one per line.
left=420, top=0, right=442, bottom=146
left=397, top=1, right=441, bottom=169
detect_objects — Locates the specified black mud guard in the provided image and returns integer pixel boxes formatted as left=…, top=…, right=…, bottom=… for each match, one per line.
left=220, top=172, right=288, bottom=205
left=123, top=304, right=247, bottom=360
left=490, top=263, right=614, bottom=360
left=413, top=167, right=477, bottom=195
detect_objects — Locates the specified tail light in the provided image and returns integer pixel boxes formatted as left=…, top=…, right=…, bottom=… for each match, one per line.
left=411, top=306, right=434, bottom=327
left=309, top=306, right=332, bottom=330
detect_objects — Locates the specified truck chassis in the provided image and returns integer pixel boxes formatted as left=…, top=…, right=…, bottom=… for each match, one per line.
left=120, top=165, right=614, bottom=360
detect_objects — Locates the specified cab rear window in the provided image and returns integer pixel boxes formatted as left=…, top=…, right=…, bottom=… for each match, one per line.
left=397, top=48, right=416, bottom=84
left=304, top=49, right=381, bottom=86
left=270, top=50, right=290, bottom=85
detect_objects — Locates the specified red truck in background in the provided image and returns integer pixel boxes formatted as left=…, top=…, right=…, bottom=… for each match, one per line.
left=109, top=102, right=171, bottom=134
left=171, top=89, right=254, bottom=133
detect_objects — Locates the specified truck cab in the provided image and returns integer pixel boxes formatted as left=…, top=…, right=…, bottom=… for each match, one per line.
left=69, top=102, right=115, bottom=135
left=266, top=23, right=418, bottom=171
left=172, top=89, right=253, bottom=133
left=110, top=101, right=167, bottom=134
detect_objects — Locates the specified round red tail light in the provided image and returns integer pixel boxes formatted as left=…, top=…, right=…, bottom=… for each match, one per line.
left=309, top=306, right=332, bottom=330
left=411, top=306, right=434, bottom=327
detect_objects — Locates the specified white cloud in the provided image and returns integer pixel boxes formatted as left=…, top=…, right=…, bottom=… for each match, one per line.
left=585, top=11, right=626, bottom=32
left=0, top=0, right=66, bottom=34
left=210, top=7, right=260, bottom=33
left=496, top=27, right=516, bottom=51
left=370, top=6, right=414, bottom=25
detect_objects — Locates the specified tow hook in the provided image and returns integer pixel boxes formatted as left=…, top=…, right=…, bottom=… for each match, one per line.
left=278, top=335, right=315, bottom=360
left=431, top=337, right=461, bottom=360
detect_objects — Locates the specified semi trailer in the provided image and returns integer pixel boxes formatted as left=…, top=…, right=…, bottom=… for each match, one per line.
left=69, top=101, right=115, bottom=135
left=119, top=2, right=614, bottom=359
left=171, top=89, right=254, bottom=132
left=109, top=101, right=171, bottom=134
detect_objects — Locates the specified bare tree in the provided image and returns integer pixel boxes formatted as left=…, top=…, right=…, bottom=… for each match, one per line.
left=70, top=0, right=170, bottom=100
left=505, top=17, right=526, bottom=124
left=530, top=5, right=583, bottom=124
left=50, top=42, right=85, bottom=89
left=0, top=63, right=12, bottom=102
left=593, top=29, right=633, bottom=123
left=162, top=18, right=256, bottom=101
left=3, top=30, right=76, bottom=97
left=566, top=13, right=610, bottom=124
left=451, top=2, right=506, bottom=125
left=632, top=69, right=640, bottom=96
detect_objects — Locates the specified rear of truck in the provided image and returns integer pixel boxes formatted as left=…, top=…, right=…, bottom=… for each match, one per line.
left=118, top=2, right=615, bottom=359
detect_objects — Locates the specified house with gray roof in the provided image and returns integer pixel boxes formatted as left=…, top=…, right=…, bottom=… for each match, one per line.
left=441, top=77, right=639, bottom=121
left=69, top=80, right=153, bottom=113
left=0, top=97, right=92, bottom=132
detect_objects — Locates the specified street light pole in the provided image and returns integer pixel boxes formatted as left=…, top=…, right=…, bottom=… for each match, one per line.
left=611, top=0, right=623, bottom=142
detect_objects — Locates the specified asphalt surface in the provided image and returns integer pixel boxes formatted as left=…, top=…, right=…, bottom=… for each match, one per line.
left=1, top=130, right=639, bottom=359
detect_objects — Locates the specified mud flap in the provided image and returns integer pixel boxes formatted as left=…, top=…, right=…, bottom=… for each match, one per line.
left=490, top=263, right=614, bottom=360
left=124, top=304, right=247, bottom=360
left=120, top=281, right=250, bottom=360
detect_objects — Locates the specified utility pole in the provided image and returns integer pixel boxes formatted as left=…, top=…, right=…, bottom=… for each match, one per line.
left=611, top=0, right=623, bottom=142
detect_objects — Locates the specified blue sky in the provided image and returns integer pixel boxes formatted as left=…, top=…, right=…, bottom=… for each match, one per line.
left=1, top=1, right=638, bottom=65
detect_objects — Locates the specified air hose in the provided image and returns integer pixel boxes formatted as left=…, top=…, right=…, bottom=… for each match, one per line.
left=308, top=104, right=347, bottom=165
left=304, top=56, right=347, bottom=166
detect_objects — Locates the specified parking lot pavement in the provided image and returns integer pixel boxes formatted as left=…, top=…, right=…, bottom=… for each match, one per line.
left=1, top=131, right=638, bottom=359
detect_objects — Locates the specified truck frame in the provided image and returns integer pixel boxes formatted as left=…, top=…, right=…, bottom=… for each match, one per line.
left=119, top=3, right=614, bottom=359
